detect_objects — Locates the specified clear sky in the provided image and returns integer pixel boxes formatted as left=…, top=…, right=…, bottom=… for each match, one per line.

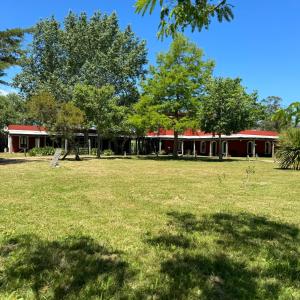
left=1, top=0, right=299, bottom=106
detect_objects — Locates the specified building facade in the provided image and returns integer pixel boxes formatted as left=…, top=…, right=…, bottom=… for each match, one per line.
left=2, top=125, right=278, bottom=157
left=146, top=129, right=278, bottom=157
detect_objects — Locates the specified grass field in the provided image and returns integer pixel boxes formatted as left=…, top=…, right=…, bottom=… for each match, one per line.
left=0, top=155, right=299, bottom=299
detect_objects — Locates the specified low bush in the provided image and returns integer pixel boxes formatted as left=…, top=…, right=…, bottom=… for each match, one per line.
left=102, top=149, right=114, bottom=156
left=28, top=147, right=56, bottom=156
left=276, top=128, right=300, bottom=170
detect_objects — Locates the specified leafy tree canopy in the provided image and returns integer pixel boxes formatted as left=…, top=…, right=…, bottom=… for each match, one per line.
left=272, top=101, right=300, bottom=131
left=0, top=28, right=25, bottom=85
left=14, top=11, right=147, bottom=105
left=0, top=93, right=26, bottom=132
left=133, top=34, right=214, bottom=156
left=135, top=0, right=234, bottom=38
left=258, top=96, right=283, bottom=131
left=200, top=77, right=259, bottom=159
left=26, top=90, right=85, bottom=160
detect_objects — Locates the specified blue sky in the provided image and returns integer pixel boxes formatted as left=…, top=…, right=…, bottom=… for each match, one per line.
left=1, top=0, right=300, bottom=106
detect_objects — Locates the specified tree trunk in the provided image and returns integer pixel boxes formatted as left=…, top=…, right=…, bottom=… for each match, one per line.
left=97, top=131, right=101, bottom=158
left=136, top=138, right=140, bottom=155
left=121, top=137, right=127, bottom=154
left=218, top=133, right=223, bottom=161
left=173, top=131, right=179, bottom=158
left=62, top=138, right=70, bottom=160
left=74, top=144, right=81, bottom=161
left=61, top=150, right=70, bottom=160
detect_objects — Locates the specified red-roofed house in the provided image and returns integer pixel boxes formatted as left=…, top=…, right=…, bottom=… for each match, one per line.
left=2, top=124, right=279, bottom=157
left=146, top=129, right=279, bottom=157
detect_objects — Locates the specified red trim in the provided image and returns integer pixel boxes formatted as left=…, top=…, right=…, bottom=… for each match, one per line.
left=8, top=125, right=46, bottom=131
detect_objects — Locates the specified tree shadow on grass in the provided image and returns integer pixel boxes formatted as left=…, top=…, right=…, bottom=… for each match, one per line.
left=136, top=155, right=240, bottom=163
left=144, top=212, right=300, bottom=299
left=0, top=235, right=133, bottom=299
left=0, top=158, right=43, bottom=165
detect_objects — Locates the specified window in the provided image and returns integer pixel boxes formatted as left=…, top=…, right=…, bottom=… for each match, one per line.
left=19, top=136, right=28, bottom=149
left=200, top=141, right=206, bottom=153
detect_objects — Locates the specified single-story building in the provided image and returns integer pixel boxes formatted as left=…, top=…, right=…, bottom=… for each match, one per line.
left=2, top=125, right=131, bottom=154
left=146, top=129, right=279, bottom=157
left=1, top=125, right=279, bottom=157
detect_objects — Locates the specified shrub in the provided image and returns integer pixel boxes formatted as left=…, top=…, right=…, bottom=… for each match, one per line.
left=102, top=149, right=114, bottom=156
left=276, top=128, right=300, bottom=170
left=28, top=147, right=56, bottom=156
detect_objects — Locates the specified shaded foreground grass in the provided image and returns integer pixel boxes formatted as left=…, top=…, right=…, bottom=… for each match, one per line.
left=0, top=156, right=299, bottom=299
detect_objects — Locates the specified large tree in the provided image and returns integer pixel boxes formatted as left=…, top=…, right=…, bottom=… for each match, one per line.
left=272, top=101, right=300, bottom=131
left=26, top=91, right=85, bottom=160
left=73, top=84, right=125, bottom=158
left=135, top=0, right=234, bottom=38
left=200, top=77, right=258, bottom=160
left=0, top=28, right=25, bottom=85
left=259, top=96, right=283, bottom=131
left=134, top=34, right=214, bottom=157
left=14, top=11, right=147, bottom=105
left=0, top=93, right=25, bottom=132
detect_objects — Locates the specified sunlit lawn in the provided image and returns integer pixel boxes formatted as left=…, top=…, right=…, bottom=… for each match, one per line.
left=0, top=155, right=299, bottom=299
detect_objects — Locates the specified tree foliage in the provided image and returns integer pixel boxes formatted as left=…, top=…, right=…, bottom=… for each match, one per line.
left=200, top=77, right=258, bottom=159
left=73, top=84, right=125, bottom=157
left=135, top=0, right=234, bottom=39
left=259, top=96, right=282, bottom=131
left=272, top=101, right=300, bottom=131
left=14, top=11, right=147, bottom=105
left=0, top=93, right=25, bottom=132
left=276, top=128, right=300, bottom=170
left=0, top=28, right=25, bottom=85
left=133, top=34, right=214, bottom=156
left=26, top=90, right=85, bottom=160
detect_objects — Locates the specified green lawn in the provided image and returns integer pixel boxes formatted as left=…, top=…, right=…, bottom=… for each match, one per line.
left=0, top=155, right=299, bottom=299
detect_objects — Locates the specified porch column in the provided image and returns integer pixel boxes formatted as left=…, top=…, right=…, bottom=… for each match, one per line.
left=8, top=135, right=12, bottom=153
left=181, top=141, right=184, bottom=155
left=272, top=142, right=275, bottom=158
left=225, top=141, right=228, bottom=158
left=252, top=140, right=256, bottom=157
left=209, top=141, right=212, bottom=157
left=159, top=139, right=162, bottom=153
left=88, top=138, right=91, bottom=155
left=35, top=137, right=40, bottom=148
left=193, top=140, right=196, bottom=157
left=64, top=139, right=68, bottom=152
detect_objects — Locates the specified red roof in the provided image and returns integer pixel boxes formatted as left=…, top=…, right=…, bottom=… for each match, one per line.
left=8, top=125, right=46, bottom=131
left=147, top=129, right=279, bottom=137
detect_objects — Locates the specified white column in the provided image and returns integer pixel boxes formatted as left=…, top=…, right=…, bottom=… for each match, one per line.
left=193, top=140, right=196, bottom=157
left=64, top=139, right=68, bottom=152
left=35, top=137, right=40, bottom=148
left=225, top=142, right=228, bottom=157
left=159, top=139, right=162, bottom=153
left=88, top=138, right=91, bottom=155
left=209, top=141, right=212, bottom=157
left=181, top=141, right=184, bottom=155
left=272, top=142, right=275, bottom=158
left=8, top=135, right=12, bottom=153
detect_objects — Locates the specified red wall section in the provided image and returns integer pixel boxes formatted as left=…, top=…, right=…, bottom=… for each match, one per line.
left=11, top=136, right=19, bottom=152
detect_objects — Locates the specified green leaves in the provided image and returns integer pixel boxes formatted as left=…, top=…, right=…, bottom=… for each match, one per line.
left=14, top=11, right=147, bottom=104
left=0, top=28, right=25, bottom=85
left=200, top=77, right=259, bottom=136
left=133, top=34, right=213, bottom=137
left=135, top=0, right=234, bottom=39
left=276, top=128, right=300, bottom=170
